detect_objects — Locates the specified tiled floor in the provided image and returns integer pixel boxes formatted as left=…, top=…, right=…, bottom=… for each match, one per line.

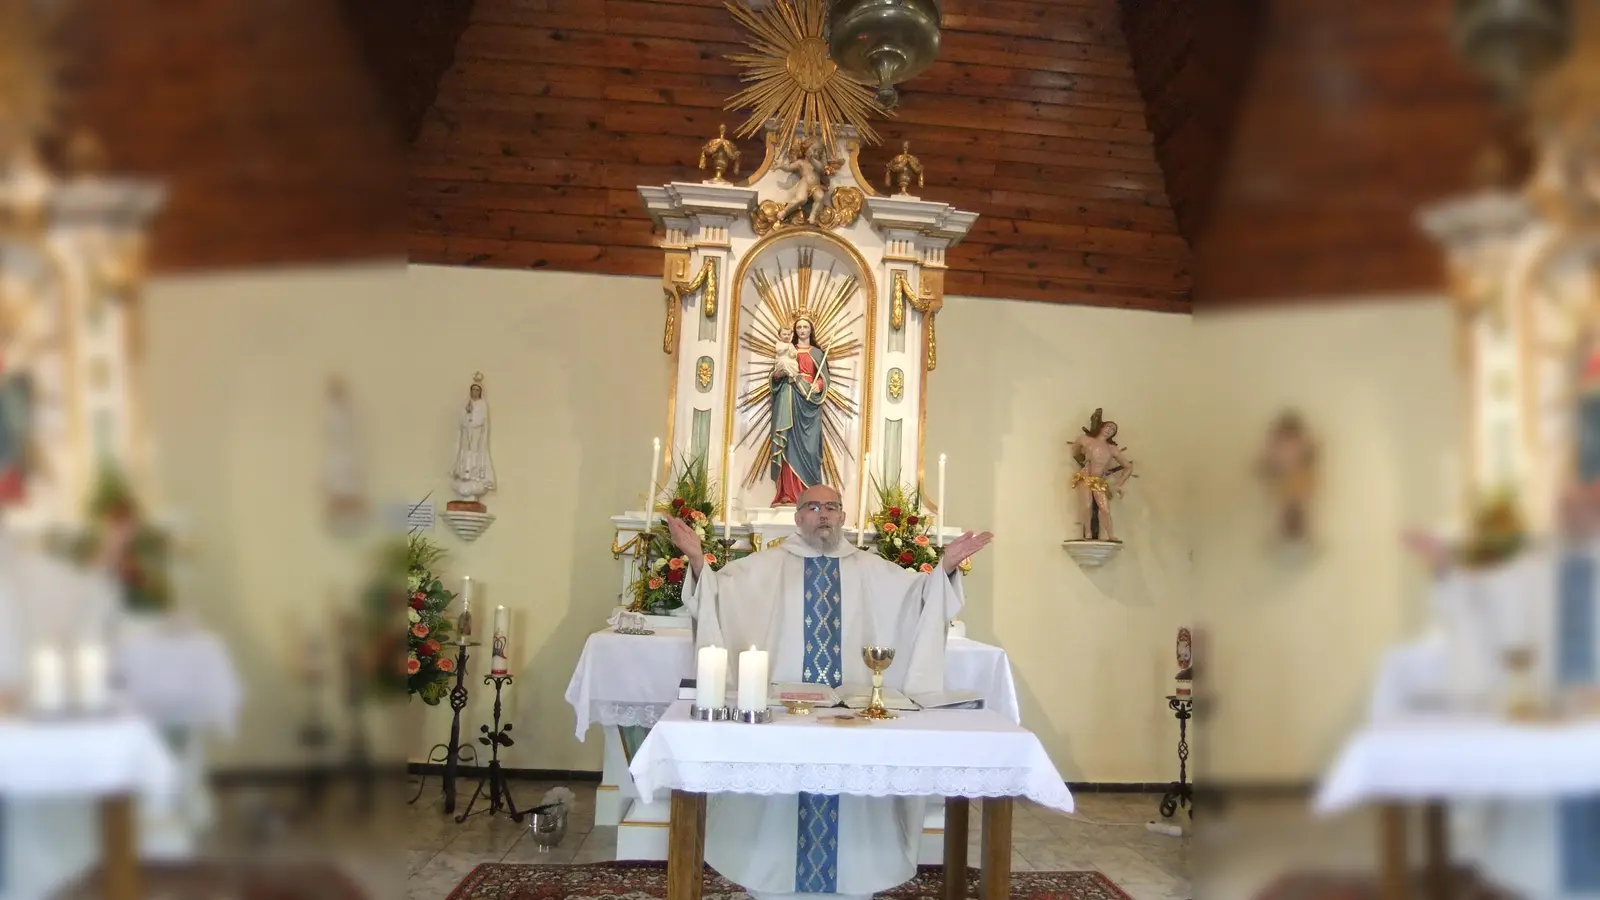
left=403, top=780, right=1193, bottom=900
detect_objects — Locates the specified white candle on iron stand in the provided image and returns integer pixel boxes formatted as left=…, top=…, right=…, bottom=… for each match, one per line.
left=737, top=646, right=769, bottom=712
left=644, top=437, right=660, bottom=531
left=722, top=442, right=734, bottom=542
left=491, top=605, right=509, bottom=675
left=937, top=453, right=948, bottom=547
left=30, top=645, right=65, bottom=715
left=459, top=575, right=474, bottom=637
left=696, top=645, right=728, bottom=710
left=857, top=451, right=872, bottom=548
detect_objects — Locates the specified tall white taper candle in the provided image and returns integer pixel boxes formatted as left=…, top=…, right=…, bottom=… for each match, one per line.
left=491, top=605, right=509, bottom=675
left=458, top=575, right=474, bottom=636
left=31, top=645, right=65, bottom=715
left=644, top=437, right=660, bottom=530
left=857, top=451, right=872, bottom=548
left=722, top=441, right=734, bottom=541
left=937, top=453, right=948, bottom=547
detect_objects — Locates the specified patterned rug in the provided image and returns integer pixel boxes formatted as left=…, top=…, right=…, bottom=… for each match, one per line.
left=1252, top=868, right=1523, bottom=899
left=445, top=861, right=1135, bottom=899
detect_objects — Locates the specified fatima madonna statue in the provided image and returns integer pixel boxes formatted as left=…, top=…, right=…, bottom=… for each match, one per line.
left=769, top=315, right=829, bottom=506
left=449, top=372, right=496, bottom=510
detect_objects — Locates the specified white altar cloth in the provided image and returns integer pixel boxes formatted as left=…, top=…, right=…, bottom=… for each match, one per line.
left=115, top=618, right=243, bottom=736
left=1313, top=716, right=1600, bottom=815
left=630, top=700, right=1074, bottom=812
left=566, top=630, right=1021, bottom=737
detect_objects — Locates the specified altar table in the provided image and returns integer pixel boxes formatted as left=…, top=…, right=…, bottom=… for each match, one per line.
left=631, top=700, right=1071, bottom=900
left=1313, top=717, right=1600, bottom=900
left=565, top=626, right=1023, bottom=839
left=0, top=715, right=180, bottom=900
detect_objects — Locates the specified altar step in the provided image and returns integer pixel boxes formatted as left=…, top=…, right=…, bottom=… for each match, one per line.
left=616, top=799, right=950, bottom=865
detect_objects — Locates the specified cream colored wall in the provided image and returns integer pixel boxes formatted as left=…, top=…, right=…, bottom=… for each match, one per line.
left=137, top=261, right=1460, bottom=783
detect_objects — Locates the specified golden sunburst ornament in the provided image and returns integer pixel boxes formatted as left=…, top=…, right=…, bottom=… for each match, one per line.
left=724, top=0, right=890, bottom=154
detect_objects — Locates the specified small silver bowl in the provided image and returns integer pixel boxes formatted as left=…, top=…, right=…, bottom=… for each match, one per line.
left=528, top=804, right=568, bottom=850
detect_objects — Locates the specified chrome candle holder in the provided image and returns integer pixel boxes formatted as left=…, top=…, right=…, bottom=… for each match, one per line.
left=861, top=646, right=897, bottom=720
left=690, top=705, right=732, bottom=721
left=735, top=707, right=773, bottom=724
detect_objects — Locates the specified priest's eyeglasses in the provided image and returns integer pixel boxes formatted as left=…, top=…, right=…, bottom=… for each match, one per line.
left=802, top=501, right=844, bottom=514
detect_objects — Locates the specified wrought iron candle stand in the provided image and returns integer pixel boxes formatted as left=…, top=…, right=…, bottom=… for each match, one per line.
left=410, top=639, right=481, bottom=814
left=1158, top=695, right=1193, bottom=819
left=455, top=673, right=523, bottom=823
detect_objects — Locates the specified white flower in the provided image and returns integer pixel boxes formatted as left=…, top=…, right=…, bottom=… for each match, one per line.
left=652, top=558, right=668, bottom=571
left=408, top=608, right=421, bottom=624
left=406, top=573, right=423, bottom=593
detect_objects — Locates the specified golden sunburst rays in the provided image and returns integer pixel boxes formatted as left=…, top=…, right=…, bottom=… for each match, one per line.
left=724, top=0, right=890, bottom=154
left=734, top=248, right=864, bottom=490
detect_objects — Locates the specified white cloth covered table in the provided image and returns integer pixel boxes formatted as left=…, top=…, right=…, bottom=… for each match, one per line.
left=566, top=630, right=1021, bottom=737
left=114, top=618, right=243, bottom=736
left=630, top=700, right=1073, bottom=812
left=1314, top=717, right=1600, bottom=814
left=0, top=716, right=179, bottom=799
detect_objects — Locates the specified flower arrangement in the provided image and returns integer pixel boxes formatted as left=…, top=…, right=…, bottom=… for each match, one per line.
left=629, top=456, right=734, bottom=614
left=57, top=466, right=173, bottom=613
left=405, top=532, right=458, bottom=704
left=867, top=480, right=946, bottom=572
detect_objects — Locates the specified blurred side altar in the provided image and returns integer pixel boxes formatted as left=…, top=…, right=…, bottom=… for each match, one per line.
left=611, top=121, right=977, bottom=585
left=0, top=9, right=243, bottom=896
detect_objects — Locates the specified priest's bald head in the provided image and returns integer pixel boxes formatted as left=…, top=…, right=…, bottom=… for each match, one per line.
left=794, top=484, right=845, bottom=551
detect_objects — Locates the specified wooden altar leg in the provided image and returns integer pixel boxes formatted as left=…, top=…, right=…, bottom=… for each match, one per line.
left=943, top=797, right=970, bottom=900
left=979, top=797, right=1013, bottom=900
left=667, top=790, right=707, bottom=900
left=1422, top=802, right=1451, bottom=900
left=1379, top=803, right=1411, bottom=900
left=100, top=794, right=140, bottom=900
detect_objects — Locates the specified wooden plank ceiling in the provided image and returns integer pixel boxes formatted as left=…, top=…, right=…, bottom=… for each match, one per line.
left=408, top=0, right=1194, bottom=312
left=61, top=0, right=407, bottom=273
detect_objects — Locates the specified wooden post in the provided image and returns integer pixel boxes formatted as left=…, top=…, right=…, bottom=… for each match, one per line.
left=99, top=794, right=140, bottom=900
left=1423, top=802, right=1451, bottom=900
left=1379, top=803, right=1411, bottom=900
left=979, top=797, right=1013, bottom=900
left=943, top=797, right=970, bottom=900
left=667, top=790, right=707, bottom=900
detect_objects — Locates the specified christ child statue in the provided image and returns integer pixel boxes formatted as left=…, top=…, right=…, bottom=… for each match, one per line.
left=774, top=324, right=799, bottom=379
left=1068, top=408, right=1133, bottom=542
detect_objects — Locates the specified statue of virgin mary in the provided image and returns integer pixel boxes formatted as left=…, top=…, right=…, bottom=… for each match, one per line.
left=768, top=316, right=828, bottom=506
left=449, top=374, right=496, bottom=508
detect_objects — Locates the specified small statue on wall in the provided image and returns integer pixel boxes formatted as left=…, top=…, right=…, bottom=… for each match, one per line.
left=323, top=375, right=367, bottom=532
left=1067, top=408, right=1133, bottom=543
left=1257, top=410, right=1317, bottom=546
left=449, top=373, right=497, bottom=511
left=751, top=137, right=863, bottom=234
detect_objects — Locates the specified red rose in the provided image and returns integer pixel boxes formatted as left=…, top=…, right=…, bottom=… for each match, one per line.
left=888, top=507, right=902, bottom=519
left=671, top=497, right=685, bottom=508
left=409, top=595, right=425, bottom=610
left=898, top=551, right=914, bottom=564
left=906, top=515, right=920, bottom=526
left=413, top=592, right=426, bottom=602
left=437, top=656, right=456, bottom=673
left=667, top=568, right=685, bottom=585
left=419, top=640, right=439, bottom=657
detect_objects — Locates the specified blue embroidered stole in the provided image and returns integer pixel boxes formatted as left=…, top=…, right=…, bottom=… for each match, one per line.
left=796, top=555, right=842, bottom=893
left=1557, top=550, right=1600, bottom=891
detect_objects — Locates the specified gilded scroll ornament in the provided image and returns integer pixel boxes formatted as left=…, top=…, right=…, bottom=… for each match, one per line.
left=891, top=270, right=914, bottom=331
left=888, top=367, right=905, bottom=401
left=750, top=186, right=866, bottom=235
left=669, top=257, right=719, bottom=321
left=696, top=356, right=714, bottom=392
left=906, top=284, right=942, bottom=371
left=885, top=141, right=924, bottom=196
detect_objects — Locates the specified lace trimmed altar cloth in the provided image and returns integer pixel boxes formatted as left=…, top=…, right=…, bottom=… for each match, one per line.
left=629, top=700, right=1073, bottom=812
left=564, top=628, right=1021, bottom=738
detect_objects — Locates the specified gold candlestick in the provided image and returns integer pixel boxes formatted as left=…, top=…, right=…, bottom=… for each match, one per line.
left=861, top=646, right=896, bottom=720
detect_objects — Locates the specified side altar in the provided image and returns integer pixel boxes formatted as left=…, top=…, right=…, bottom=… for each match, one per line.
left=610, top=122, right=977, bottom=593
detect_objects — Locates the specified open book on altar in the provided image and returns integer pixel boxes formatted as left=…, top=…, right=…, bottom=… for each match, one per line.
left=679, top=679, right=985, bottom=711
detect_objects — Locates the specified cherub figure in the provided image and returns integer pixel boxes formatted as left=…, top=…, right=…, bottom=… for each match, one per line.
left=1067, top=408, right=1133, bottom=542
left=774, top=138, right=840, bottom=226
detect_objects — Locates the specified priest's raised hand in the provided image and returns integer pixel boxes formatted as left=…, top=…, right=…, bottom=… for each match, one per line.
left=666, top=514, right=706, bottom=573
left=940, top=529, right=994, bottom=572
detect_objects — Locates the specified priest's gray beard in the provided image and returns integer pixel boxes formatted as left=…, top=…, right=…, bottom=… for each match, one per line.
left=799, top=522, right=841, bottom=553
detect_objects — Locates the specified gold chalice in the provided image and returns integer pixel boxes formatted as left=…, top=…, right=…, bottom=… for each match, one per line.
left=861, top=646, right=897, bottom=720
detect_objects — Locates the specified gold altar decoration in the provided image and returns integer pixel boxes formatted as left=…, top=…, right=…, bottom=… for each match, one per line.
left=894, top=271, right=942, bottom=372
left=860, top=645, right=896, bottom=720
left=887, top=367, right=904, bottom=401
left=735, top=244, right=863, bottom=490
left=751, top=185, right=864, bottom=235
left=885, top=141, right=925, bottom=196
left=698, top=124, right=743, bottom=184
left=724, top=0, right=890, bottom=155
left=669, top=256, right=720, bottom=321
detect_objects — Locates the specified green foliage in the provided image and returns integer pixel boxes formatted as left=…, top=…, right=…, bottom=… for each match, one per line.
left=629, top=455, right=734, bottom=614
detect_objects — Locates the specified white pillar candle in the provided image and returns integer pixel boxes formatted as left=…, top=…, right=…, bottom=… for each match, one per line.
left=695, top=645, right=728, bottom=710
left=937, top=453, right=948, bottom=547
left=74, top=642, right=109, bottom=713
left=644, top=437, right=660, bottom=530
left=737, top=646, right=769, bottom=712
left=491, top=605, right=509, bottom=675
left=857, top=451, right=872, bottom=548
left=723, top=441, right=734, bottom=542
left=458, top=576, right=473, bottom=636
left=30, top=645, right=65, bottom=715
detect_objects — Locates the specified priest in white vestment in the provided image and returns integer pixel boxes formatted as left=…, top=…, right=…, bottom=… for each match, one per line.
left=667, top=485, right=993, bottom=900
